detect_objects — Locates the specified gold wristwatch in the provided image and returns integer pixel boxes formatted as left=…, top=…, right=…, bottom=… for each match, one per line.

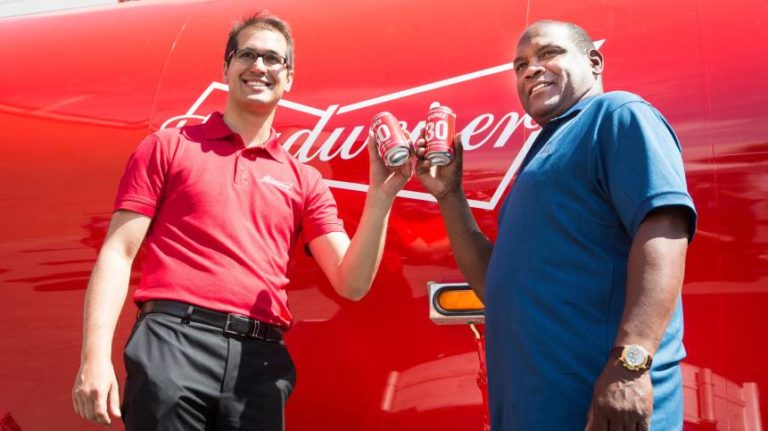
left=610, top=344, right=653, bottom=372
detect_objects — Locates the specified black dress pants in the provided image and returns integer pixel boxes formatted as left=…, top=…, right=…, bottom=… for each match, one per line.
left=122, top=313, right=295, bottom=431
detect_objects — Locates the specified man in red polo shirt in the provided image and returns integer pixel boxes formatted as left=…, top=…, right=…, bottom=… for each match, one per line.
left=72, top=13, right=411, bottom=430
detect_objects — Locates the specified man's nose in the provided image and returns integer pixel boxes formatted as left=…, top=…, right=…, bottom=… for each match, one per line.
left=250, top=56, right=269, bottom=71
left=524, top=62, right=545, bottom=79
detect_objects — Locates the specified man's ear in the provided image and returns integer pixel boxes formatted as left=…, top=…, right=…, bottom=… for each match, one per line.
left=222, top=60, right=230, bottom=84
left=284, top=68, right=294, bottom=92
left=588, top=49, right=604, bottom=76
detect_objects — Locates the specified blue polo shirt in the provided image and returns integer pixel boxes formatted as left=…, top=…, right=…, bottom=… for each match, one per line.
left=485, top=91, right=696, bottom=430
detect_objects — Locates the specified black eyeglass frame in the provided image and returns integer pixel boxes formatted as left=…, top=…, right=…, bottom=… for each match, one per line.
left=227, top=48, right=290, bottom=69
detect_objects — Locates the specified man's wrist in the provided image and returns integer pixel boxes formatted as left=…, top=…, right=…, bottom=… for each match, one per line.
left=609, top=344, right=653, bottom=372
left=436, top=188, right=465, bottom=206
left=80, top=343, right=114, bottom=364
left=365, top=186, right=396, bottom=206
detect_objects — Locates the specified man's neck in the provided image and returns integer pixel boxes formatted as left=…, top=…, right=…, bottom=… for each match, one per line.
left=222, top=108, right=275, bottom=148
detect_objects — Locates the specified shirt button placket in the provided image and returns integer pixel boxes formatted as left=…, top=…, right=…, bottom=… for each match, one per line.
left=235, top=153, right=248, bottom=185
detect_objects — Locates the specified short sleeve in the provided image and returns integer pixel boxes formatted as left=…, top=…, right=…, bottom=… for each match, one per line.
left=113, top=134, right=169, bottom=217
left=300, top=168, right=346, bottom=242
left=596, top=101, right=697, bottom=239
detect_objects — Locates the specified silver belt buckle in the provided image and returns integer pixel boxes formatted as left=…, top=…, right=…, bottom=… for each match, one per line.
left=223, top=313, right=249, bottom=336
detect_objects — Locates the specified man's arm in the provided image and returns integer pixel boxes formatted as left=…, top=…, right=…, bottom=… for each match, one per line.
left=72, top=210, right=151, bottom=425
left=309, top=136, right=411, bottom=301
left=415, top=135, right=493, bottom=301
left=586, top=206, right=691, bottom=431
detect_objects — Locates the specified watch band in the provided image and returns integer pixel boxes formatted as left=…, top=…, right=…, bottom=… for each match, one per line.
left=609, top=346, right=626, bottom=360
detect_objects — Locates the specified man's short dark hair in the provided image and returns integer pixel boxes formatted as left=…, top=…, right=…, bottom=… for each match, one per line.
left=527, top=20, right=596, bottom=53
left=225, top=12, right=295, bottom=69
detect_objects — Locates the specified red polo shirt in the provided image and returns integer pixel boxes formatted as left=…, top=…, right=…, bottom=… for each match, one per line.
left=114, top=112, right=345, bottom=327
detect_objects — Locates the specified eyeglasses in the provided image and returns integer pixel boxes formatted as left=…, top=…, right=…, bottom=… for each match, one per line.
left=228, top=48, right=289, bottom=70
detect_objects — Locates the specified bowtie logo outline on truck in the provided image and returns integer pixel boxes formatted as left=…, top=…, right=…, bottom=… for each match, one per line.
left=161, top=42, right=606, bottom=210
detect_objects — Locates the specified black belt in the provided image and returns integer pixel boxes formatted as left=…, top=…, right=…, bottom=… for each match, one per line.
left=140, top=300, right=284, bottom=342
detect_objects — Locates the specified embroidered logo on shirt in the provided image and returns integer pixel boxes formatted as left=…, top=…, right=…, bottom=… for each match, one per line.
left=259, top=175, right=294, bottom=191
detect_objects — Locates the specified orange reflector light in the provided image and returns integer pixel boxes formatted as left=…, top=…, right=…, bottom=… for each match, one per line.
left=436, top=289, right=484, bottom=312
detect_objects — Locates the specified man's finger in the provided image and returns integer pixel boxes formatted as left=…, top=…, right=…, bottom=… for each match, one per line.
left=109, top=381, right=122, bottom=419
left=454, top=133, right=464, bottom=157
left=584, top=407, right=593, bottom=431
left=92, top=389, right=112, bottom=425
left=398, top=158, right=414, bottom=179
left=413, top=138, right=427, bottom=158
left=455, top=135, right=464, bottom=168
left=415, top=159, right=432, bottom=177
left=366, top=136, right=379, bottom=160
left=72, top=390, right=84, bottom=418
left=82, top=390, right=97, bottom=423
left=591, top=412, right=608, bottom=431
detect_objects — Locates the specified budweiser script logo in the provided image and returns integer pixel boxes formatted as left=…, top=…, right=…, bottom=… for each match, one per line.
left=160, top=45, right=603, bottom=210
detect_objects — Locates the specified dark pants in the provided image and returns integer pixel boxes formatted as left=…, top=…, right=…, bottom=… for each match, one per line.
left=122, top=312, right=296, bottom=431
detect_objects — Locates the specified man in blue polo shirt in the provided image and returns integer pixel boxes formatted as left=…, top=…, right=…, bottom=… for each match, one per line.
left=416, top=20, right=696, bottom=430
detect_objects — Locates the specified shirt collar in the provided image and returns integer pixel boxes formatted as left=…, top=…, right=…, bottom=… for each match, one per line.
left=201, top=111, right=235, bottom=140
left=547, top=94, right=598, bottom=126
left=201, top=112, right=286, bottom=163
left=260, top=130, right=286, bottom=163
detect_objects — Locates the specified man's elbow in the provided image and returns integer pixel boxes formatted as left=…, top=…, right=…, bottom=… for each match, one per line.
left=99, top=242, right=140, bottom=265
left=337, top=283, right=371, bottom=302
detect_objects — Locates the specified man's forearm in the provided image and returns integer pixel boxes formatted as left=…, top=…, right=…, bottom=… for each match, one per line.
left=438, top=189, right=493, bottom=301
left=587, top=209, right=690, bottom=431
left=335, top=189, right=395, bottom=300
left=80, top=248, right=134, bottom=363
left=80, top=210, right=149, bottom=363
left=74, top=210, right=149, bottom=424
left=613, top=209, right=690, bottom=354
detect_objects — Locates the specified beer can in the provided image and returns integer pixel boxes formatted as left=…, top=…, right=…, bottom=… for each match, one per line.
left=370, top=111, right=412, bottom=167
left=425, top=102, right=456, bottom=166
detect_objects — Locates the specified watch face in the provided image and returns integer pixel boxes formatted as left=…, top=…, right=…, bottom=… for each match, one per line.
left=625, top=346, right=646, bottom=367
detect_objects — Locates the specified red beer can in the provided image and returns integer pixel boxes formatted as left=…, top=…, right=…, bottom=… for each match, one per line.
left=370, top=111, right=412, bottom=167
left=425, top=102, right=456, bottom=166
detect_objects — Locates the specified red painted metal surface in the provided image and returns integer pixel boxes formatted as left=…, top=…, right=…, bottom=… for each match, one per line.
left=0, top=0, right=766, bottom=430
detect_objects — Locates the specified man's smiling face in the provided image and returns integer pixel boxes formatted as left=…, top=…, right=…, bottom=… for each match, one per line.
left=514, top=22, right=602, bottom=125
left=223, top=26, right=294, bottom=113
